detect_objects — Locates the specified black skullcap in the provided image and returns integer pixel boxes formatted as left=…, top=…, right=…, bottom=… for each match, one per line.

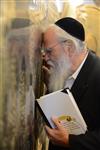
left=55, top=17, right=85, bottom=41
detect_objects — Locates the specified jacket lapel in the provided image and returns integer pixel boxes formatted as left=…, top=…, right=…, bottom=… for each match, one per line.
left=71, top=51, right=95, bottom=104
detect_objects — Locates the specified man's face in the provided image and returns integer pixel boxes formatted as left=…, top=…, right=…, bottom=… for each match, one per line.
left=44, top=28, right=72, bottom=92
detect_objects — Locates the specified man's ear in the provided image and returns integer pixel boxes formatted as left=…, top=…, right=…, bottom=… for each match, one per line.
left=69, top=43, right=76, bottom=57
left=64, top=40, right=75, bottom=57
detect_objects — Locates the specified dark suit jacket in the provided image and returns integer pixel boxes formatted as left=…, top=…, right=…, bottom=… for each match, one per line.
left=49, top=51, right=100, bottom=150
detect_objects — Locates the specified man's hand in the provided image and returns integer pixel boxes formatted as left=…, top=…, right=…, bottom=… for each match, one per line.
left=42, top=54, right=51, bottom=88
left=45, top=116, right=70, bottom=147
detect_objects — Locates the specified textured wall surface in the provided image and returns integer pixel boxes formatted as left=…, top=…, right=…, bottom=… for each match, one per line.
left=0, top=1, right=99, bottom=150
left=0, top=17, right=44, bottom=150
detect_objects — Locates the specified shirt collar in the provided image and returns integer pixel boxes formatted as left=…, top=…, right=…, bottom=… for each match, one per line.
left=69, top=51, right=89, bottom=80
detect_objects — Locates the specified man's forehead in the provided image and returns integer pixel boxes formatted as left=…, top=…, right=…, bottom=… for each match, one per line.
left=44, top=28, right=57, bottom=45
left=44, top=28, right=54, bottom=37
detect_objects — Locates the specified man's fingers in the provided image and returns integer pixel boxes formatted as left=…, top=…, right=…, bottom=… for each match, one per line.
left=51, top=116, right=62, bottom=129
left=45, top=125, right=59, bottom=142
left=42, top=66, right=50, bottom=74
left=45, top=125, right=54, bottom=138
left=45, top=125, right=51, bottom=132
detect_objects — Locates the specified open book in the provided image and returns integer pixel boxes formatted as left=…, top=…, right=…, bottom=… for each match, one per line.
left=36, top=88, right=87, bottom=135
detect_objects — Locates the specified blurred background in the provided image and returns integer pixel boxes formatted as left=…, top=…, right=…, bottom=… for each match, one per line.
left=0, top=0, right=100, bottom=150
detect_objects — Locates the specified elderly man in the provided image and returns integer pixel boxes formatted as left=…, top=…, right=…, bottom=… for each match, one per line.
left=43, top=17, right=100, bottom=150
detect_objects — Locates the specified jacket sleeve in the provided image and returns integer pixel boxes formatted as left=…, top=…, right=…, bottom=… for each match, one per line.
left=69, top=129, right=100, bottom=150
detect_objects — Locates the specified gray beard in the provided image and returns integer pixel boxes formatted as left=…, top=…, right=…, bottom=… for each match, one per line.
left=48, top=55, right=72, bottom=92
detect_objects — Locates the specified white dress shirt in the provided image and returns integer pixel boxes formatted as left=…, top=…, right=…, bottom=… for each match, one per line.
left=64, top=52, right=88, bottom=89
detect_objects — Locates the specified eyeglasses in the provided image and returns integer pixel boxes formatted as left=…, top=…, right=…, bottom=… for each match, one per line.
left=44, top=40, right=67, bottom=53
